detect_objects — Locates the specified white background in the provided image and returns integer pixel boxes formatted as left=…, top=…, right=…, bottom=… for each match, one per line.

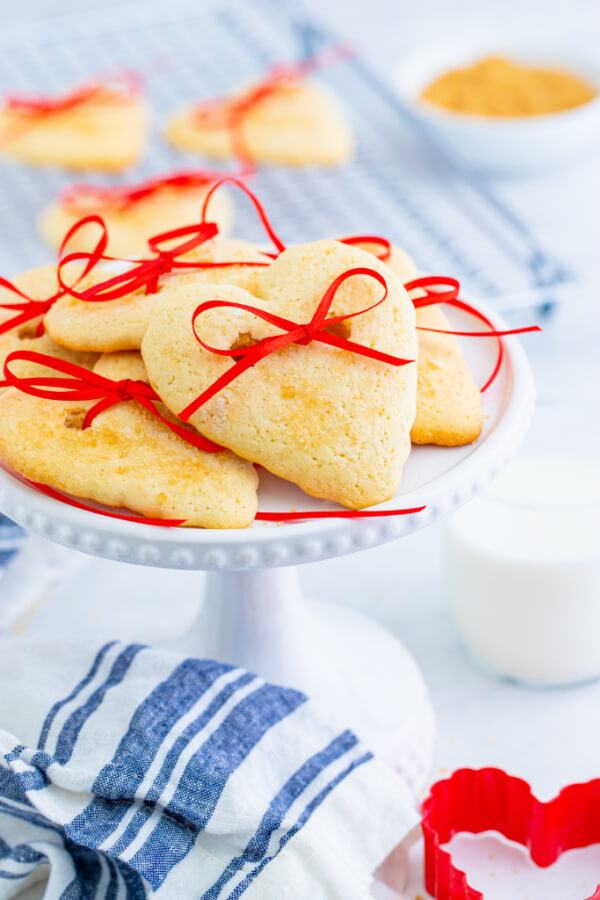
left=3, top=1, right=600, bottom=898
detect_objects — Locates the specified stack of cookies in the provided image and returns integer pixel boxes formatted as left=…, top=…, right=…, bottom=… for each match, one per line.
left=0, top=190, right=484, bottom=529
left=0, top=58, right=488, bottom=529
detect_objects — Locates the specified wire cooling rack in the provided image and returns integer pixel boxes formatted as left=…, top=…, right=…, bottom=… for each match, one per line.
left=0, top=0, right=572, bottom=308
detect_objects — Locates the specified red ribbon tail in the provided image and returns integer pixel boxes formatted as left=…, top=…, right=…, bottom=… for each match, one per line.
left=179, top=354, right=260, bottom=422
left=255, top=505, right=426, bottom=520
left=0, top=308, right=42, bottom=336
left=135, top=395, right=224, bottom=453
left=0, top=465, right=185, bottom=528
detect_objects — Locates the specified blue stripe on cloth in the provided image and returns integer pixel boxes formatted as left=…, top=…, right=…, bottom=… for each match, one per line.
left=65, top=659, right=238, bottom=852
left=0, top=842, right=44, bottom=865
left=227, top=751, right=374, bottom=899
left=0, top=768, right=33, bottom=805
left=117, top=857, right=147, bottom=899
left=0, top=749, right=48, bottom=795
left=53, top=644, right=144, bottom=765
left=0, top=798, right=63, bottom=835
left=59, top=841, right=146, bottom=900
left=59, top=842, right=101, bottom=900
left=201, top=729, right=360, bottom=900
left=105, top=857, right=120, bottom=900
left=59, top=840, right=110, bottom=900
left=0, top=550, right=18, bottom=568
left=39, top=642, right=118, bottom=751
left=0, top=870, right=36, bottom=880
left=126, top=683, right=306, bottom=889
left=0, top=836, right=44, bottom=880
left=3, top=747, right=25, bottom=764
left=108, top=671, right=256, bottom=858
left=30, top=751, right=53, bottom=772
left=2, top=749, right=52, bottom=798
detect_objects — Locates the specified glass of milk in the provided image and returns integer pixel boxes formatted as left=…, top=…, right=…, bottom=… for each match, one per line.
left=443, top=454, right=600, bottom=686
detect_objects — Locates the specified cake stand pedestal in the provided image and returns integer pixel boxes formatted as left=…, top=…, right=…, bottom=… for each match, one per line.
left=0, top=303, right=534, bottom=794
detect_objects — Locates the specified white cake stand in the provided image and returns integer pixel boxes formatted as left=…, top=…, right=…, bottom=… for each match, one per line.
left=0, top=302, right=534, bottom=791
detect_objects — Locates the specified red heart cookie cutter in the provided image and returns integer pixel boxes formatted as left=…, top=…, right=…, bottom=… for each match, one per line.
left=422, top=768, right=600, bottom=900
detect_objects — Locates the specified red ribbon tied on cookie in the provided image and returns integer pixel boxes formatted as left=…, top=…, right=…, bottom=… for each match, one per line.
left=0, top=277, right=63, bottom=338
left=423, top=768, right=600, bottom=900
left=194, top=45, right=353, bottom=172
left=404, top=276, right=541, bottom=392
left=57, top=215, right=220, bottom=300
left=339, top=235, right=392, bottom=262
left=55, top=179, right=286, bottom=308
left=60, top=169, right=230, bottom=214
left=179, top=265, right=414, bottom=421
left=199, top=177, right=286, bottom=260
left=3, top=68, right=142, bottom=117
left=1, top=350, right=222, bottom=454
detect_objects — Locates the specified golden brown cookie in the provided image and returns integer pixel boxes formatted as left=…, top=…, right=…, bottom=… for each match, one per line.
left=0, top=265, right=98, bottom=389
left=142, top=239, right=417, bottom=510
left=45, top=237, right=273, bottom=354
left=39, top=181, right=233, bottom=257
left=0, top=351, right=258, bottom=528
left=0, top=85, right=147, bottom=171
left=347, top=240, right=483, bottom=446
left=166, top=80, right=353, bottom=166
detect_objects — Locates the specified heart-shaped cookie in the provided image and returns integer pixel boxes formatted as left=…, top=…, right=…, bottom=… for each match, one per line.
left=0, top=351, right=258, bottom=528
left=0, top=80, right=147, bottom=171
left=0, top=265, right=98, bottom=388
left=166, top=80, right=354, bottom=166
left=423, top=768, right=600, bottom=900
left=353, top=240, right=483, bottom=446
left=142, top=239, right=417, bottom=509
left=45, top=237, right=272, bottom=353
left=39, top=178, right=233, bottom=258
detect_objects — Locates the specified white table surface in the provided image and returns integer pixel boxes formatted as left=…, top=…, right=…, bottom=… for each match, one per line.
left=3, top=1, right=600, bottom=898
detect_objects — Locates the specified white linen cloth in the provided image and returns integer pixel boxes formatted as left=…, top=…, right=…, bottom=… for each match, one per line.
left=0, top=637, right=418, bottom=899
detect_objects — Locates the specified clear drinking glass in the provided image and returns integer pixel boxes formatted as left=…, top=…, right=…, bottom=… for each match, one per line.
left=442, top=454, right=600, bottom=686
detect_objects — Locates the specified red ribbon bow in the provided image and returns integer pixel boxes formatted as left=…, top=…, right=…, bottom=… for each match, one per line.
left=3, top=68, right=141, bottom=117
left=1, top=350, right=222, bottom=454
left=194, top=45, right=353, bottom=171
left=200, top=177, right=286, bottom=260
left=0, top=278, right=63, bottom=338
left=179, top=265, right=414, bottom=421
left=60, top=169, right=229, bottom=214
left=404, top=276, right=541, bottom=392
left=55, top=179, right=284, bottom=305
left=57, top=215, right=220, bottom=301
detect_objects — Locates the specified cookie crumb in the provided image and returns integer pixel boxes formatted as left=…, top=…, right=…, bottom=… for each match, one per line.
left=64, top=407, right=87, bottom=429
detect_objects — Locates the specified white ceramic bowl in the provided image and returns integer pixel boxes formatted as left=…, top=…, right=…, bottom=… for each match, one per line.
left=394, top=38, right=600, bottom=174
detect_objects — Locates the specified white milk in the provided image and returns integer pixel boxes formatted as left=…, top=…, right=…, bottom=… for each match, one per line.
left=443, top=455, right=600, bottom=685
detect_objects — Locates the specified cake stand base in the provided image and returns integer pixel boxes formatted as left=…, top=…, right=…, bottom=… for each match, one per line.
left=180, top=567, right=434, bottom=790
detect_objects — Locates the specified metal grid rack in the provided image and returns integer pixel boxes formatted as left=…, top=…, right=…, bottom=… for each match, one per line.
left=0, top=0, right=572, bottom=310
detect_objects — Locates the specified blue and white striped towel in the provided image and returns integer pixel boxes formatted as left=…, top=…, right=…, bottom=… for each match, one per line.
left=0, top=637, right=417, bottom=899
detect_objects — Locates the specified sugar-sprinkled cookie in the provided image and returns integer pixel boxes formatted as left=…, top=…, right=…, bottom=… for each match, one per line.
left=39, top=177, right=233, bottom=257
left=0, top=265, right=98, bottom=389
left=166, top=80, right=353, bottom=167
left=45, top=237, right=273, bottom=354
left=0, top=351, right=258, bottom=528
left=142, top=239, right=417, bottom=509
left=0, top=76, right=148, bottom=171
left=350, top=240, right=483, bottom=447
